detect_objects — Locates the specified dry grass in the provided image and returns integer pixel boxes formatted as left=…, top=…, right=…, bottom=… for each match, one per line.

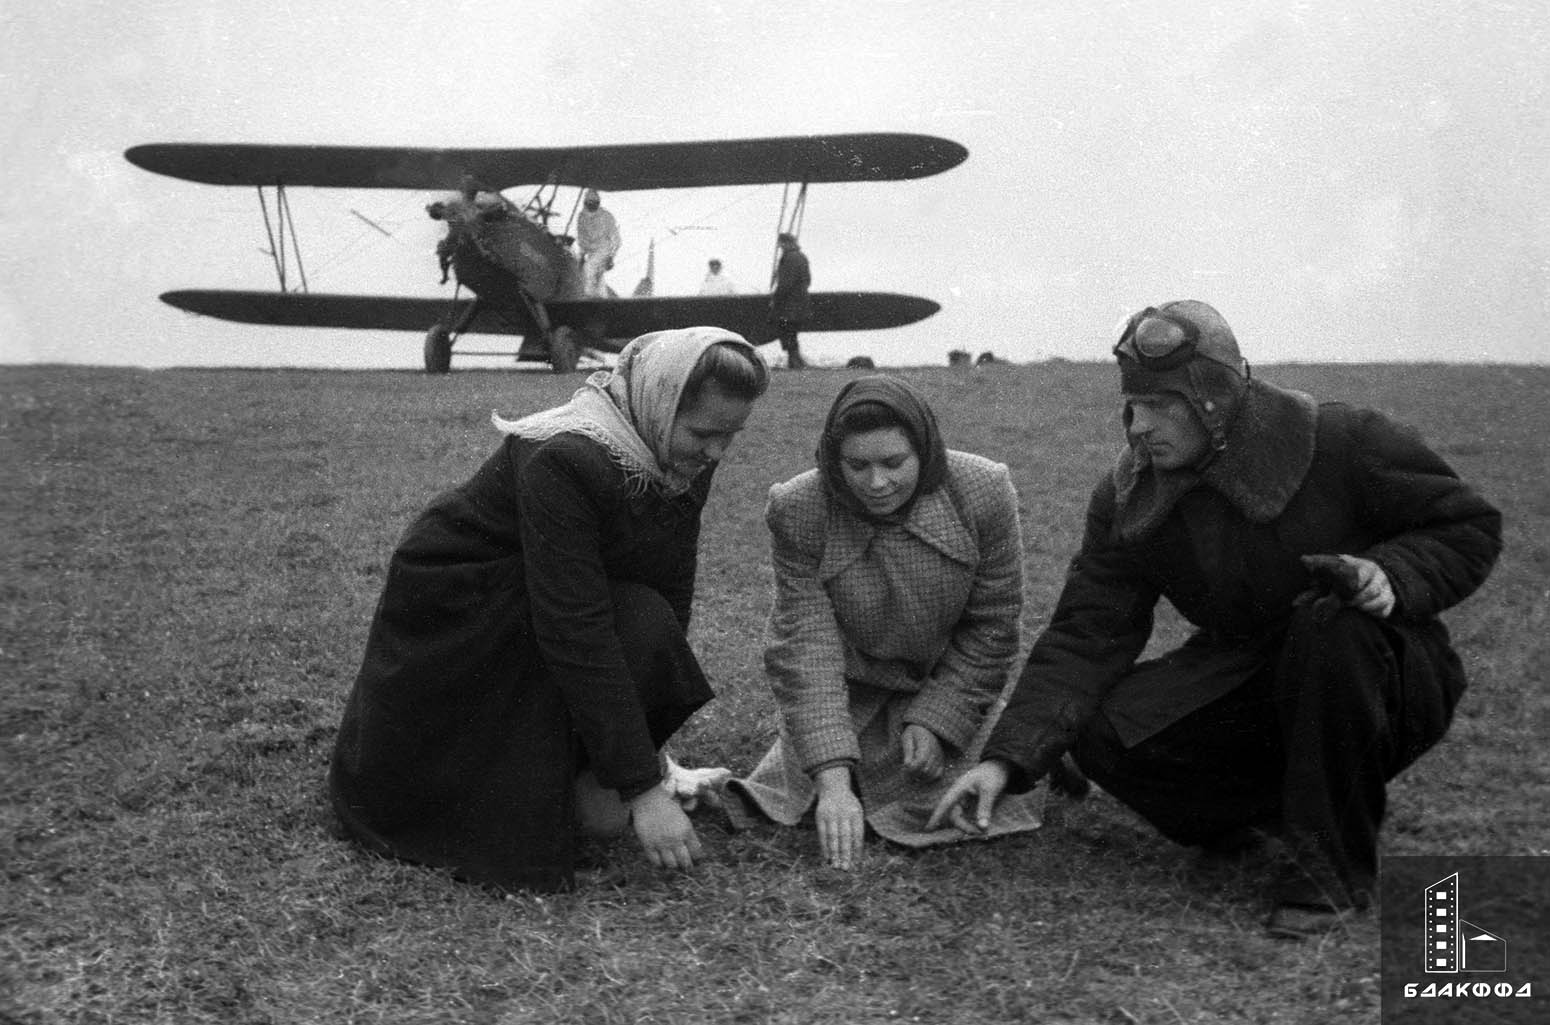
left=2, top=361, right=1546, bottom=1024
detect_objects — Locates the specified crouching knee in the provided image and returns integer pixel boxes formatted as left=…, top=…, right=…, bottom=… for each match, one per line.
left=609, top=581, right=682, bottom=655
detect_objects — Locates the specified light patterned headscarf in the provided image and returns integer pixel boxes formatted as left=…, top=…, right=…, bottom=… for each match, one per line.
left=492, top=326, right=759, bottom=496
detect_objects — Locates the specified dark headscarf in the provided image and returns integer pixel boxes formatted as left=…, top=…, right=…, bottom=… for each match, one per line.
left=816, top=375, right=948, bottom=523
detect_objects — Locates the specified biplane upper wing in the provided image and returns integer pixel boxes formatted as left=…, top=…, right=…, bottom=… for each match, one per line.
left=159, top=290, right=939, bottom=340
left=125, top=134, right=967, bottom=190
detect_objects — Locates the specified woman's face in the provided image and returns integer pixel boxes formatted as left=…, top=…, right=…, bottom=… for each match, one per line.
left=664, top=381, right=755, bottom=478
left=838, top=427, right=920, bottom=517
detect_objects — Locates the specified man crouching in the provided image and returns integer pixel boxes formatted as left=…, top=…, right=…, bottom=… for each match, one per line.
left=930, top=300, right=1502, bottom=939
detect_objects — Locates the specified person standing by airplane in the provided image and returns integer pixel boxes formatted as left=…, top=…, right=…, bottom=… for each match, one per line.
left=770, top=233, right=812, bottom=369
left=928, top=300, right=1502, bottom=939
left=329, top=328, right=769, bottom=893
left=576, top=188, right=622, bottom=297
left=699, top=258, right=738, bottom=296
left=427, top=175, right=510, bottom=284
left=726, top=376, right=1043, bottom=868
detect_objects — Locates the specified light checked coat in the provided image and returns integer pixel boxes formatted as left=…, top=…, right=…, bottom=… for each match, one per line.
left=729, top=450, right=1044, bottom=846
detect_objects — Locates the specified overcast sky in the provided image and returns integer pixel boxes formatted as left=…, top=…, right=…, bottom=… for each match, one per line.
left=2, top=0, right=1545, bottom=369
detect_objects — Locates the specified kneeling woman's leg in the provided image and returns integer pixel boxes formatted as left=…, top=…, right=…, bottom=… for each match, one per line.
left=329, top=580, right=711, bottom=894
left=607, top=580, right=715, bottom=748
left=495, top=581, right=713, bottom=889
left=576, top=581, right=717, bottom=836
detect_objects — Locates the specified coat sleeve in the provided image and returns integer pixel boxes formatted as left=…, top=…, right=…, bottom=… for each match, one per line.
left=982, top=475, right=1159, bottom=788
left=1344, top=410, right=1503, bottom=621
left=659, top=549, right=698, bottom=635
left=514, top=441, right=663, bottom=800
left=762, top=483, right=861, bottom=774
left=655, top=481, right=706, bottom=634
left=903, top=464, right=1024, bottom=752
left=773, top=252, right=809, bottom=300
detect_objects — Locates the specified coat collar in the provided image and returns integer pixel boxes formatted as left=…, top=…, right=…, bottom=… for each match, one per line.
left=1111, top=379, right=1319, bottom=542
left=819, top=485, right=978, bottom=581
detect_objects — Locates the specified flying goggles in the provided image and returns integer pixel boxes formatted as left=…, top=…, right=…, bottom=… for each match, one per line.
left=1111, top=307, right=1202, bottom=371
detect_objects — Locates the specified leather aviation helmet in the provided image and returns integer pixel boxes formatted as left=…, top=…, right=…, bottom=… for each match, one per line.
left=1114, top=299, right=1250, bottom=453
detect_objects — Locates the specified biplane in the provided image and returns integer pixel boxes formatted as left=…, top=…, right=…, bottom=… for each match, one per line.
left=124, top=133, right=967, bottom=373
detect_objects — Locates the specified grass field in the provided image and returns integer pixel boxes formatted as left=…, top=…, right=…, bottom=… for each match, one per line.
left=3, top=360, right=1546, bottom=1025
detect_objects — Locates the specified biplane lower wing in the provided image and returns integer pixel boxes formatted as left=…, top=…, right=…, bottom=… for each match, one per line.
left=161, top=291, right=479, bottom=332
left=547, top=294, right=939, bottom=339
left=159, top=290, right=939, bottom=343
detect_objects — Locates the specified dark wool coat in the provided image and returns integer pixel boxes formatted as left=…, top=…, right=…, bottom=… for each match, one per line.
left=328, top=432, right=714, bottom=891
left=984, top=379, right=1503, bottom=782
left=771, top=247, right=812, bottom=323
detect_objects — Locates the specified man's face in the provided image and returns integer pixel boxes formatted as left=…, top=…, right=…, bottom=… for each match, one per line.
left=584, top=190, right=600, bottom=211
left=1124, top=391, right=1210, bottom=470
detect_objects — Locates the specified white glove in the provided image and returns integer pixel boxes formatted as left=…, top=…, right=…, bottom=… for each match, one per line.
left=662, top=752, right=732, bottom=811
left=1339, top=554, right=1396, bottom=619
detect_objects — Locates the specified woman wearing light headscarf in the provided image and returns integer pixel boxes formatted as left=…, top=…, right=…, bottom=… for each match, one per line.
left=727, top=376, right=1044, bottom=868
left=329, top=328, right=768, bottom=892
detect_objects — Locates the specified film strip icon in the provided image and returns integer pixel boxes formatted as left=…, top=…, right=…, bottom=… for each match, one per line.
left=1426, top=872, right=1459, bottom=973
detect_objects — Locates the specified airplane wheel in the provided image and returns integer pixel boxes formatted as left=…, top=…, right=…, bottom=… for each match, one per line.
left=548, top=327, right=580, bottom=374
left=423, top=323, right=453, bottom=374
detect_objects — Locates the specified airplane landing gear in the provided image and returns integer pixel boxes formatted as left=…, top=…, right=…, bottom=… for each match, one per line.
left=423, top=323, right=453, bottom=373
left=424, top=293, right=481, bottom=374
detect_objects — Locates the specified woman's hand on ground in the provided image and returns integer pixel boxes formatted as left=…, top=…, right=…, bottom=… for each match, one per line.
left=814, top=765, right=865, bottom=870
left=628, top=785, right=703, bottom=870
left=901, top=724, right=946, bottom=780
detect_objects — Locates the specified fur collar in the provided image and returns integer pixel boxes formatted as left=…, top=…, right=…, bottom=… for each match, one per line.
left=1111, top=379, right=1319, bottom=542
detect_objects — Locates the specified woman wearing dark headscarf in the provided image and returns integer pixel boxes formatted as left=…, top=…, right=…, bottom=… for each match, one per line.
left=329, top=327, right=768, bottom=893
left=727, top=376, right=1043, bottom=868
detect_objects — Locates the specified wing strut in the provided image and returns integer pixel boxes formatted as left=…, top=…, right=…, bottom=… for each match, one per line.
left=769, top=180, right=809, bottom=286
left=520, top=175, right=566, bottom=230
left=256, top=183, right=310, bottom=293
left=558, top=186, right=585, bottom=241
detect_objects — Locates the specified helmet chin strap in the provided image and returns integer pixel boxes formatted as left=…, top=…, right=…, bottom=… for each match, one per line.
left=1183, top=359, right=1250, bottom=454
